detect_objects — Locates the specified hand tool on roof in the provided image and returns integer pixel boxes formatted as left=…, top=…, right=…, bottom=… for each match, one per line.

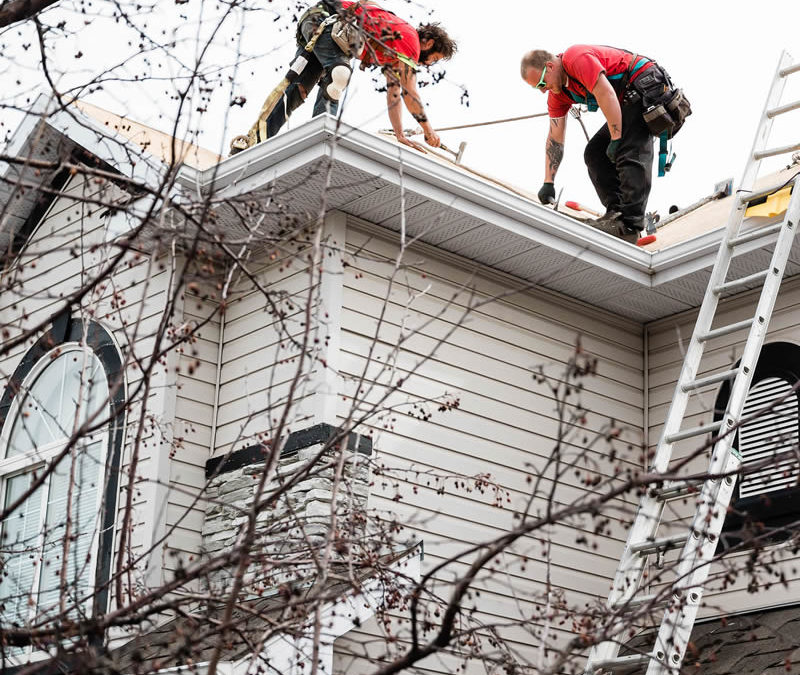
left=379, top=128, right=468, bottom=164
left=569, top=106, right=591, bottom=142
left=229, top=15, right=333, bottom=156
left=439, top=140, right=467, bottom=164
left=584, top=49, right=800, bottom=675
left=564, top=200, right=602, bottom=217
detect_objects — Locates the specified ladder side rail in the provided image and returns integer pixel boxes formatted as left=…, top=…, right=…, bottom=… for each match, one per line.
left=584, top=491, right=672, bottom=671
left=645, top=453, right=740, bottom=675
left=584, top=51, right=796, bottom=675
left=646, top=189, right=800, bottom=674
left=584, top=225, right=741, bottom=674
left=738, top=50, right=793, bottom=192
left=584, top=133, right=779, bottom=675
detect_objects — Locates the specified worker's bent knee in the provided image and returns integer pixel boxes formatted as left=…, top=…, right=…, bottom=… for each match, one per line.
left=325, top=64, right=351, bottom=101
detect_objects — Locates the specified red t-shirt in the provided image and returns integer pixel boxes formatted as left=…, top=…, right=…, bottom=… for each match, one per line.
left=547, top=45, right=654, bottom=118
left=341, top=1, right=420, bottom=68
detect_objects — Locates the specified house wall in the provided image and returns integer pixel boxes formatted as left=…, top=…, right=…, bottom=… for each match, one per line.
left=213, top=211, right=346, bottom=458
left=0, top=174, right=215, bottom=597
left=198, top=204, right=645, bottom=669
left=646, top=276, right=800, bottom=618
left=330, top=216, right=645, bottom=669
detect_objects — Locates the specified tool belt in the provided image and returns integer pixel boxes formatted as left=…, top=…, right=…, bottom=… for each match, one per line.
left=296, top=2, right=364, bottom=57
left=628, top=63, right=692, bottom=138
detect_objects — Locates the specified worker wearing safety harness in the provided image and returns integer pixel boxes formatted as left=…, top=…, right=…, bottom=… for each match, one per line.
left=521, top=46, right=690, bottom=243
left=263, top=0, right=457, bottom=151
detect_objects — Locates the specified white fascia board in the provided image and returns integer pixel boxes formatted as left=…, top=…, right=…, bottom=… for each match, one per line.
left=0, top=95, right=49, bottom=166
left=44, top=105, right=168, bottom=188
left=331, top=143, right=654, bottom=284
left=648, top=228, right=726, bottom=285
left=187, top=116, right=655, bottom=285
left=177, top=118, right=333, bottom=193
left=648, top=213, right=789, bottom=287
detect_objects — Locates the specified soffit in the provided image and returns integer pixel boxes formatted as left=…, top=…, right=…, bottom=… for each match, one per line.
left=195, top=116, right=800, bottom=324
left=6, top=108, right=796, bottom=325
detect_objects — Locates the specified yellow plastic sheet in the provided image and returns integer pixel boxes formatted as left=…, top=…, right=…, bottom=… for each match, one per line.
left=745, top=185, right=793, bottom=218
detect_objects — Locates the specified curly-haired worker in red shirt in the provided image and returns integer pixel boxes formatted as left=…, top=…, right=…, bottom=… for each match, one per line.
left=266, top=1, right=457, bottom=152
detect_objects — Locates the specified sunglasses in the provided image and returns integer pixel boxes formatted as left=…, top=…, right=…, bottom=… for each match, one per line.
left=535, top=65, right=548, bottom=89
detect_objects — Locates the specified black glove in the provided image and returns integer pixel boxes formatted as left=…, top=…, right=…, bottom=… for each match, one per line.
left=606, top=138, right=621, bottom=162
left=538, top=182, right=556, bottom=205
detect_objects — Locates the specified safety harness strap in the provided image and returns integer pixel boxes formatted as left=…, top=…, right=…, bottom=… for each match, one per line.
left=563, top=54, right=650, bottom=112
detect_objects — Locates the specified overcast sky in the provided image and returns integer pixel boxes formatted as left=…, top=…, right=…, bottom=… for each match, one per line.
left=4, top=0, right=800, bottom=221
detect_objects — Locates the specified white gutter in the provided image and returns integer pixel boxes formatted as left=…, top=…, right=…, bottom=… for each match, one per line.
left=180, top=115, right=655, bottom=285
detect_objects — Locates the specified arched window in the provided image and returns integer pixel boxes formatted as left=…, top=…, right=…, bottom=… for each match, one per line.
left=716, top=342, right=800, bottom=543
left=0, top=317, right=124, bottom=651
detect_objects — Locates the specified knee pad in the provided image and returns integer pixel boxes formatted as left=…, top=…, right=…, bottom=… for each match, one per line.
left=325, top=64, right=351, bottom=101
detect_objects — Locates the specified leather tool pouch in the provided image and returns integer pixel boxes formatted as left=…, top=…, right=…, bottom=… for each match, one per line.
left=633, top=66, right=692, bottom=138
left=330, top=18, right=364, bottom=57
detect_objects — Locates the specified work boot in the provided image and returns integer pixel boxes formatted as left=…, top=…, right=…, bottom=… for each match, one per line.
left=590, top=211, right=640, bottom=244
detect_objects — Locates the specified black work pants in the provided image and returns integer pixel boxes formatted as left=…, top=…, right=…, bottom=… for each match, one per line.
left=584, top=98, right=653, bottom=230
left=265, top=15, right=350, bottom=139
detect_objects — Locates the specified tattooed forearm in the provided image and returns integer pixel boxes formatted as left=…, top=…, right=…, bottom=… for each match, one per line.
left=411, top=112, right=428, bottom=123
left=546, top=138, right=564, bottom=176
left=611, top=123, right=621, bottom=136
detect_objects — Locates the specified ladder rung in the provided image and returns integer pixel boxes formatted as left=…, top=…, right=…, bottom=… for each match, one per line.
left=728, top=222, right=784, bottom=247
left=665, top=420, right=723, bottom=444
left=713, top=270, right=769, bottom=295
left=698, top=319, right=753, bottom=342
left=682, top=367, right=740, bottom=391
left=652, top=479, right=703, bottom=501
left=738, top=178, right=797, bottom=205
left=630, top=533, right=689, bottom=556
left=781, top=62, right=800, bottom=77
left=612, top=592, right=658, bottom=611
left=590, top=654, right=651, bottom=673
left=767, top=99, right=800, bottom=118
left=754, top=141, right=800, bottom=161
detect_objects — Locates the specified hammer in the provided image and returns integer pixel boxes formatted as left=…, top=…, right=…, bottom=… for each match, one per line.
left=440, top=141, right=467, bottom=164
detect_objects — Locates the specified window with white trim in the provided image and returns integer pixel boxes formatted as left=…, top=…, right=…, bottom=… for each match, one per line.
left=0, top=318, right=124, bottom=656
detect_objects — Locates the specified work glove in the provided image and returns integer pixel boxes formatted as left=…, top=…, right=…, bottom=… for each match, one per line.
left=606, top=138, right=621, bottom=162
left=538, top=182, right=556, bottom=205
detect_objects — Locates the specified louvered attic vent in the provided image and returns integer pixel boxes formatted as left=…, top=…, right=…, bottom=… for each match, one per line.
left=738, top=376, right=800, bottom=499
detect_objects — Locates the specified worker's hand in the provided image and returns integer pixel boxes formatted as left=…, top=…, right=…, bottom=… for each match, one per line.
left=606, top=138, right=621, bottom=162
left=396, top=133, right=428, bottom=154
left=538, top=182, right=556, bottom=205
left=423, top=129, right=441, bottom=148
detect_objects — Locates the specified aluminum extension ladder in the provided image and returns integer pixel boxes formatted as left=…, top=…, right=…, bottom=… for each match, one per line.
left=585, top=50, right=800, bottom=675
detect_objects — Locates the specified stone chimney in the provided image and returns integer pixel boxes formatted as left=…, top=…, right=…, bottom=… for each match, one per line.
left=201, top=423, right=372, bottom=591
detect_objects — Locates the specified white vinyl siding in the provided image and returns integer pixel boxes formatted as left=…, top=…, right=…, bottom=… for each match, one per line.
left=739, top=376, right=800, bottom=498
left=333, top=219, right=644, bottom=663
